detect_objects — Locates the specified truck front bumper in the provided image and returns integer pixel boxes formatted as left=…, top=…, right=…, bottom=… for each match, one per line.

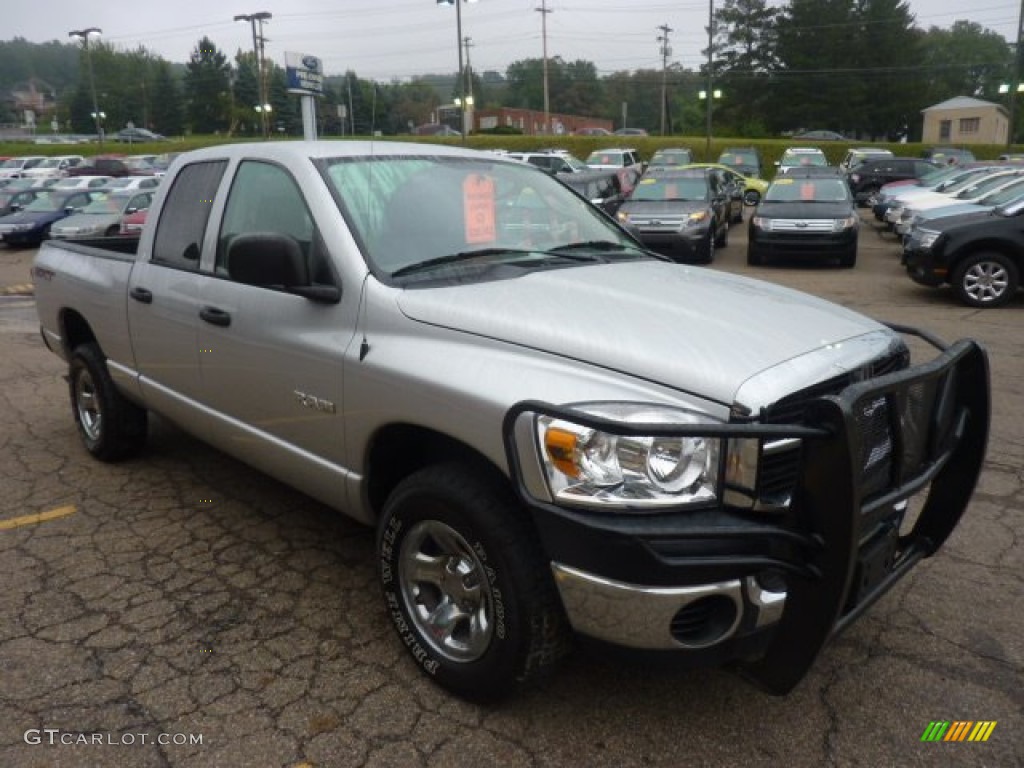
left=503, top=330, right=989, bottom=694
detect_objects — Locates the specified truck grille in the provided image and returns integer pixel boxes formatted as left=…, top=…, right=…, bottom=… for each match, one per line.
left=757, top=348, right=910, bottom=507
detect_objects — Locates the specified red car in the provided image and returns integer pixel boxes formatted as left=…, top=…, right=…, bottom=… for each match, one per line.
left=118, top=206, right=148, bottom=236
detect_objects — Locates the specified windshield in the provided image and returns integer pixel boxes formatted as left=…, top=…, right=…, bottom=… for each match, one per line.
left=765, top=177, right=850, bottom=202
left=781, top=151, right=827, bottom=167
left=629, top=176, right=707, bottom=202
left=980, top=178, right=1024, bottom=206
left=319, top=155, right=642, bottom=278
left=954, top=173, right=1023, bottom=200
left=942, top=170, right=1007, bottom=195
left=1, top=159, right=26, bottom=169
left=81, top=194, right=128, bottom=214
left=650, top=150, right=692, bottom=166
left=26, top=194, right=70, bottom=212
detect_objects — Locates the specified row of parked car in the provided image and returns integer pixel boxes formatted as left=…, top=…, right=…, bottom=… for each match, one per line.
left=0, top=153, right=172, bottom=246
left=861, top=160, right=1024, bottom=307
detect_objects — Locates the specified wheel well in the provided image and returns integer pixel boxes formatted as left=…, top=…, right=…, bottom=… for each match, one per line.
left=364, top=425, right=509, bottom=517
left=952, top=244, right=1022, bottom=275
left=60, top=309, right=97, bottom=357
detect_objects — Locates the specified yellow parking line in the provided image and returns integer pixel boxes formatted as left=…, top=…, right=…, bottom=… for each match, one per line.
left=0, top=505, right=77, bottom=531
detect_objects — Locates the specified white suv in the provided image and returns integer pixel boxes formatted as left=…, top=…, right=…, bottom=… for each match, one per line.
left=775, top=147, right=829, bottom=175
left=585, top=147, right=643, bottom=172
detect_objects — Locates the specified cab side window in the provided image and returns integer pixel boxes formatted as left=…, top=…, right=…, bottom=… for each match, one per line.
left=152, top=160, right=227, bottom=271
left=217, top=160, right=333, bottom=287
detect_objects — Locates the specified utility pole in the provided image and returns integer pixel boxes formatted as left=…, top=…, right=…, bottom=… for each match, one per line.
left=657, top=24, right=673, bottom=136
left=1008, top=0, right=1024, bottom=147
left=234, top=12, right=272, bottom=138
left=536, top=0, right=552, bottom=134
left=706, top=0, right=714, bottom=158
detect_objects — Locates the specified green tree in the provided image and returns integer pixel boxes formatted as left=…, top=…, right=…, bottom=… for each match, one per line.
left=772, top=0, right=860, bottom=134
left=918, top=21, right=1012, bottom=106
left=184, top=36, right=231, bottom=133
left=712, top=0, right=780, bottom=137
left=149, top=60, right=184, bottom=136
left=232, top=50, right=261, bottom=135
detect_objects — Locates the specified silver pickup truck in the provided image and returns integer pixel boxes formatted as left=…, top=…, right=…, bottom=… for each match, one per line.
left=33, top=141, right=990, bottom=701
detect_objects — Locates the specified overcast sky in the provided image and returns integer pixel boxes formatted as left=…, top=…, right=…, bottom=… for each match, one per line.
left=5, top=1, right=1019, bottom=80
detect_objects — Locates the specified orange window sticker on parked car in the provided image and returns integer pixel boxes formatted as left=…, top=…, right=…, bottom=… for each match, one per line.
left=800, top=183, right=816, bottom=201
left=463, top=174, right=496, bottom=244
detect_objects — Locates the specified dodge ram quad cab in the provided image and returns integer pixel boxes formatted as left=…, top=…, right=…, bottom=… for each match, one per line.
left=33, top=142, right=990, bottom=701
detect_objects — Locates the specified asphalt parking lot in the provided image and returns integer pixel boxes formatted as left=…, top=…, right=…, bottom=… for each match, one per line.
left=0, top=215, right=1021, bottom=768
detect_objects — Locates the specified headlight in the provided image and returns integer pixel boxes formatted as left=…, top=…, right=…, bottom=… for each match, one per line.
left=536, top=404, right=722, bottom=509
left=683, top=210, right=709, bottom=227
left=832, top=215, right=858, bottom=231
left=751, top=215, right=770, bottom=230
left=915, top=228, right=941, bottom=250
left=616, top=211, right=630, bottom=222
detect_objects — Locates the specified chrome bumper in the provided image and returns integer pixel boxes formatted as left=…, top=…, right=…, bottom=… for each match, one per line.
left=551, top=562, right=785, bottom=650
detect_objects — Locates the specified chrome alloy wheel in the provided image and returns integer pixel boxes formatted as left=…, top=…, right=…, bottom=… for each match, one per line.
left=398, top=520, right=494, bottom=663
left=74, top=367, right=103, bottom=441
left=962, top=260, right=1010, bottom=304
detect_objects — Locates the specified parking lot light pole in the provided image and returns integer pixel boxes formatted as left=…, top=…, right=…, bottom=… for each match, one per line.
left=69, top=27, right=103, bottom=147
left=234, top=12, right=273, bottom=138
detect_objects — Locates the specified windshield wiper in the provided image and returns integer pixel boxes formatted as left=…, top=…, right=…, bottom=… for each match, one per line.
left=547, top=240, right=642, bottom=254
left=391, top=248, right=535, bottom=277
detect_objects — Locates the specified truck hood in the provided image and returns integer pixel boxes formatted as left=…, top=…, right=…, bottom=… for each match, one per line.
left=396, top=260, right=886, bottom=406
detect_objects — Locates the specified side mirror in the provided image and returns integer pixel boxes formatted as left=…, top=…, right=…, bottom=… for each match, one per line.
left=227, top=232, right=340, bottom=304
left=64, top=206, right=74, bottom=214
left=125, top=207, right=137, bottom=215
left=10, top=204, right=22, bottom=213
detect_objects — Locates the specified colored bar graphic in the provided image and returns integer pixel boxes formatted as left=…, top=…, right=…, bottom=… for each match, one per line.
left=921, top=721, right=996, bottom=742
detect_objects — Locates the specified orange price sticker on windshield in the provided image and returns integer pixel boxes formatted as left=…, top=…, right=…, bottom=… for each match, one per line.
left=464, top=174, right=496, bottom=244
left=799, top=183, right=816, bottom=201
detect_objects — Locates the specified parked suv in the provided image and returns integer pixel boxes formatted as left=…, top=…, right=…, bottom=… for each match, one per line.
left=717, top=147, right=763, bottom=178
left=584, top=147, right=643, bottom=173
left=839, top=147, right=893, bottom=172
left=506, top=151, right=588, bottom=175
left=615, top=166, right=737, bottom=262
left=847, top=157, right=941, bottom=206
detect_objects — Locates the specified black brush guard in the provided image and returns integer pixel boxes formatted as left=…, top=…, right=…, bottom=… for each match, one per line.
left=503, top=329, right=990, bottom=695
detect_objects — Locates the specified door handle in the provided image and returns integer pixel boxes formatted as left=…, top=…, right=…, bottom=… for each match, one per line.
left=129, top=286, right=153, bottom=304
left=199, top=306, right=231, bottom=327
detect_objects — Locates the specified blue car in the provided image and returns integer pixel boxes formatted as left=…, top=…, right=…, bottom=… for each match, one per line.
left=0, top=189, right=99, bottom=246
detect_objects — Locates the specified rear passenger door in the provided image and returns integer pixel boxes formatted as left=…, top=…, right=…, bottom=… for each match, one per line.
left=127, top=159, right=227, bottom=416
left=196, top=159, right=350, bottom=467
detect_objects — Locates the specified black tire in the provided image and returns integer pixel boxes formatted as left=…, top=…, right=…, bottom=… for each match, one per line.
left=747, top=244, right=764, bottom=266
left=952, top=252, right=1019, bottom=308
left=731, top=204, right=743, bottom=225
left=743, top=189, right=760, bottom=206
left=68, top=343, right=148, bottom=461
left=858, top=186, right=879, bottom=208
left=377, top=463, right=569, bottom=701
left=839, top=245, right=857, bottom=268
left=105, top=225, right=120, bottom=236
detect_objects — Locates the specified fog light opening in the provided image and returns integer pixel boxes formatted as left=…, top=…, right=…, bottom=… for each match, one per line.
left=669, top=595, right=739, bottom=648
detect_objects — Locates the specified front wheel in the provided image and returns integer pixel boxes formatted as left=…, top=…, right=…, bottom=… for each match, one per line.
left=743, top=189, right=760, bottom=206
left=378, top=463, right=569, bottom=701
left=952, top=252, right=1019, bottom=308
left=68, top=343, right=147, bottom=461
left=713, top=219, right=728, bottom=249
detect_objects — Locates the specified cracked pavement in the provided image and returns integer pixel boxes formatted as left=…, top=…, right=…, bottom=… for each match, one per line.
left=0, top=224, right=1021, bottom=767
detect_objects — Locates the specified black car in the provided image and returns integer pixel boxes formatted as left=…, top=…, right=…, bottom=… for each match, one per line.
left=748, top=173, right=859, bottom=267
left=560, top=169, right=629, bottom=216
left=903, top=202, right=1024, bottom=308
left=846, top=157, right=941, bottom=206
left=615, top=167, right=736, bottom=263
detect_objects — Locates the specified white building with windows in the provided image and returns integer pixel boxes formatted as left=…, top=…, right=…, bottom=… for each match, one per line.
left=921, top=96, right=1008, bottom=145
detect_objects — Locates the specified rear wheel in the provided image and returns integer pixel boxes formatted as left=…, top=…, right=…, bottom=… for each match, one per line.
left=743, top=189, right=760, bottom=206
left=952, top=252, right=1019, bottom=308
left=68, top=343, right=148, bottom=461
left=377, top=463, right=569, bottom=701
